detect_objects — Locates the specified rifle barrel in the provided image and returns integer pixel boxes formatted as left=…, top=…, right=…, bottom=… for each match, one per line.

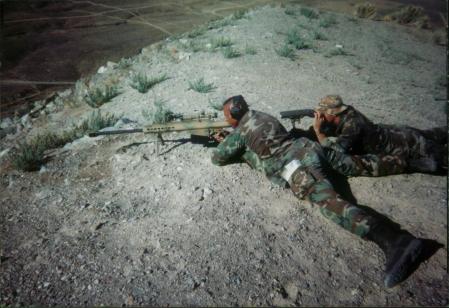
left=88, top=129, right=143, bottom=137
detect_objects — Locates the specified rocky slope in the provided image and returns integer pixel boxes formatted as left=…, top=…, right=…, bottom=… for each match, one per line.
left=1, top=5, right=447, bottom=306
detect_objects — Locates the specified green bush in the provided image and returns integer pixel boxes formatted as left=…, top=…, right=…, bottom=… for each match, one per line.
left=275, top=45, right=295, bottom=60
left=232, top=9, right=248, bottom=20
left=210, top=37, right=233, bottom=51
left=221, top=46, right=239, bottom=58
left=12, top=110, right=120, bottom=171
left=286, top=28, right=301, bottom=44
left=324, top=48, right=353, bottom=57
left=85, top=85, right=120, bottom=108
left=299, top=6, right=318, bottom=19
left=286, top=29, right=310, bottom=49
left=189, top=77, right=215, bottom=93
left=131, top=73, right=169, bottom=93
left=208, top=99, right=223, bottom=111
left=319, top=14, right=337, bottom=27
left=285, top=8, right=296, bottom=15
left=117, top=58, right=133, bottom=69
left=245, top=44, right=257, bottom=55
left=310, top=31, right=327, bottom=40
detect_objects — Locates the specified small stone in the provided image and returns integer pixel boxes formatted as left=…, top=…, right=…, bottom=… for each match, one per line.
left=37, top=189, right=53, bottom=199
left=0, top=117, right=12, bottom=128
left=97, top=66, right=107, bottom=74
left=203, top=188, right=213, bottom=198
left=107, top=61, right=118, bottom=68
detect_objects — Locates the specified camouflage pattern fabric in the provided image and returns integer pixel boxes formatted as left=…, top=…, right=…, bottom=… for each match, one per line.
left=319, top=105, right=448, bottom=166
left=364, top=124, right=448, bottom=167
left=212, top=110, right=380, bottom=238
left=287, top=144, right=377, bottom=238
left=319, top=105, right=371, bottom=154
left=325, top=150, right=407, bottom=177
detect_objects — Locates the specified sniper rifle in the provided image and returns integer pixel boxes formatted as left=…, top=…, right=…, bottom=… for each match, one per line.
left=88, top=113, right=229, bottom=155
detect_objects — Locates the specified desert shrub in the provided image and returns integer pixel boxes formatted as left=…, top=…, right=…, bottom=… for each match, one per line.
left=130, top=73, right=169, bottom=93
left=299, top=6, right=318, bottom=19
left=285, top=8, right=295, bottom=15
left=353, top=2, right=377, bottom=19
left=285, top=28, right=301, bottom=44
left=310, top=30, right=327, bottom=40
left=142, top=100, right=179, bottom=124
left=11, top=141, right=47, bottom=172
left=324, top=48, right=353, bottom=57
left=232, top=9, right=248, bottom=20
left=245, top=44, right=257, bottom=55
left=208, top=99, right=223, bottom=111
left=319, top=14, right=337, bottom=27
left=286, top=30, right=310, bottom=49
left=275, top=45, right=295, bottom=60
left=85, top=85, right=120, bottom=108
left=294, top=39, right=310, bottom=50
left=186, top=26, right=207, bottom=38
left=117, top=57, right=133, bottom=69
left=383, top=5, right=429, bottom=28
left=210, top=37, right=233, bottom=51
left=221, top=46, right=239, bottom=58
left=189, top=77, right=215, bottom=93
left=12, top=110, right=120, bottom=171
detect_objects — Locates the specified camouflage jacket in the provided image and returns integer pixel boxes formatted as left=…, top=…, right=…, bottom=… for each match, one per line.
left=319, top=105, right=372, bottom=154
left=212, top=110, right=313, bottom=187
left=318, top=105, right=421, bottom=156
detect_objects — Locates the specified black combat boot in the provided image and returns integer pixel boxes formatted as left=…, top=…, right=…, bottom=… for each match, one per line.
left=366, top=225, right=424, bottom=288
left=405, top=157, right=437, bottom=173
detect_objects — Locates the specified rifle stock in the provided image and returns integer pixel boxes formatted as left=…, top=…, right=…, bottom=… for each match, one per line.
left=88, top=114, right=229, bottom=155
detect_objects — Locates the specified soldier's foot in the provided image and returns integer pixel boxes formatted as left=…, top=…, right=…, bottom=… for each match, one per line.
left=367, top=225, right=425, bottom=288
left=382, top=235, right=424, bottom=288
left=406, top=157, right=437, bottom=173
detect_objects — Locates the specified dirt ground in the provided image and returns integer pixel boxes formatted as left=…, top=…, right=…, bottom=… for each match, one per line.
left=1, top=4, right=447, bottom=307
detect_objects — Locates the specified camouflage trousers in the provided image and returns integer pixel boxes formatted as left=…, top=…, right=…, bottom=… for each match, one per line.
left=365, top=125, right=448, bottom=167
left=325, top=149, right=407, bottom=177
left=286, top=142, right=383, bottom=238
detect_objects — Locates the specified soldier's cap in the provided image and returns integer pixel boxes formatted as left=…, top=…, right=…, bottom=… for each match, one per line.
left=315, top=94, right=347, bottom=116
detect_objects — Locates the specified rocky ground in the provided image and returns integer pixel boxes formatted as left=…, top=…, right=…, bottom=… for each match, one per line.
left=1, top=4, right=447, bottom=307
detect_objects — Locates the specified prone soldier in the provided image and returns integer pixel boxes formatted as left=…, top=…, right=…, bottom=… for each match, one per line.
left=311, top=95, right=447, bottom=173
left=212, top=95, right=428, bottom=288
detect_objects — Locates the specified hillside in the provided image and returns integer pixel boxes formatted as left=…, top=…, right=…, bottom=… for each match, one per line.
left=1, top=5, right=447, bottom=306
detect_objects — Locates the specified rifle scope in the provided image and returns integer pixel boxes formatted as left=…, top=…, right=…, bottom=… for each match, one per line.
left=280, top=109, right=315, bottom=119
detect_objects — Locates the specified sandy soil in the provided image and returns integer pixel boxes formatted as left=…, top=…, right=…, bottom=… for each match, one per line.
left=1, top=4, right=447, bottom=307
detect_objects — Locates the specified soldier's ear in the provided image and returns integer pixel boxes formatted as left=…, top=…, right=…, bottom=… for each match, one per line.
left=229, top=95, right=247, bottom=120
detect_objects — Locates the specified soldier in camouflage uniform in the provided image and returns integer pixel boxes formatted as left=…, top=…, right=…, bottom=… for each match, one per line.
left=313, top=94, right=447, bottom=173
left=212, top=95, right=426, bottom=288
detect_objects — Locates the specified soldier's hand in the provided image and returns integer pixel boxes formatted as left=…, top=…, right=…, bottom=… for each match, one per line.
left=313, top=112, right=324, bottom=133
left=213, top=130, right=230, bottom=142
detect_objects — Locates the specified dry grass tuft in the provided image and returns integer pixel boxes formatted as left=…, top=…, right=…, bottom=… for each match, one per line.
left=383, top=5, right=431, bottom=28
left=353, top=2, right=376, bottom=19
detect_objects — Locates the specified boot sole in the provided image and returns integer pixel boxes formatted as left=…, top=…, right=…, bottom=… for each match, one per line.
left=382, top=238, right=424, bottom=288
